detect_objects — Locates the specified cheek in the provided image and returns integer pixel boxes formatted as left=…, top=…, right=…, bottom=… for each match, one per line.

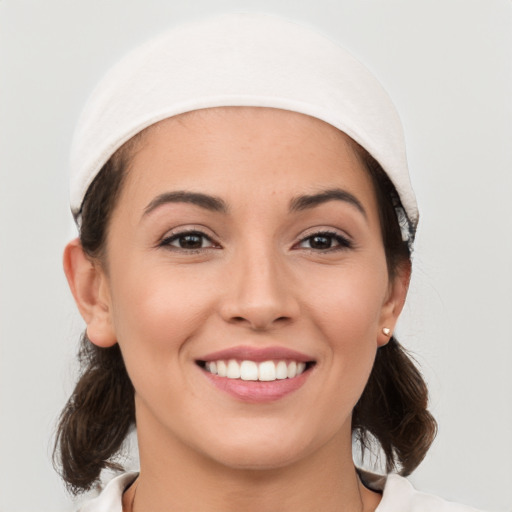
left=307, top=262, right=388, bottom=340
left=106, top=266, right=218, bottom=426
left=304, top=261, right=388, bottom=390
left=108, top=264, right=215, bottom=367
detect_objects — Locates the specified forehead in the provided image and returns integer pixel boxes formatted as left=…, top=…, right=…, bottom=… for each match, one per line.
left=138, top=106, right=357, bottom=152
left=121, top=106, right=376, bottom=211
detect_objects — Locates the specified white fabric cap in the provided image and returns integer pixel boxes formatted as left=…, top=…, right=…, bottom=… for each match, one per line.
left=70, top=12, right=418, bottom=230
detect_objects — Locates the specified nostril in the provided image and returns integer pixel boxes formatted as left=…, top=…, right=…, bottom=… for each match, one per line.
left=232, top=316, right=289, bottom=323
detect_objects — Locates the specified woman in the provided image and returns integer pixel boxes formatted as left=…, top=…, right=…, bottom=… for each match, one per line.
left=55, top=13, right=481, bottom=511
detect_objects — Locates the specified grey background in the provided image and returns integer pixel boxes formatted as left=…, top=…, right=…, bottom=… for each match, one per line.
left=1, top=0, right=511, bottom=510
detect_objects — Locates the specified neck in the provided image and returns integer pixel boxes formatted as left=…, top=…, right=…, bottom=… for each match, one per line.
left=129, top=408, right=381, bottom=512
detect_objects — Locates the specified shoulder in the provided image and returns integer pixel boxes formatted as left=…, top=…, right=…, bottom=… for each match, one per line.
left=376, top=473, right=484, bottom=512
left=76, top=472, right=138, bottom=512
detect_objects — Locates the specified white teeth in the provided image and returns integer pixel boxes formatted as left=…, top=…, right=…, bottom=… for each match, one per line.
left=258, top=361, right=276, bottom=381
left=240, top=360, right=258, bottom=381
left=217, top=360, right=227, bottom=377
left=276, top=361, right=288, bottom=380
left=227, top=359, right=241, bottom=379
left=204, top=359, right=310, bottom=381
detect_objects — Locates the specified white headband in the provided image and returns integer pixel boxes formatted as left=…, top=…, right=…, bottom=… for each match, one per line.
left=70, top=12, right=418, bottom=232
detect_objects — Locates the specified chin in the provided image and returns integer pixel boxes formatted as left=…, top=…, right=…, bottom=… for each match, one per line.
left=195, top=423, right=324, bottom=472
left=209, top=443, right=305, bottom=471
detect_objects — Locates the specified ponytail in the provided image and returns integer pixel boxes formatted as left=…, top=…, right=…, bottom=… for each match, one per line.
left=54, top=335, right=134, bottom=493
left=353, top=337, right=437, bottom=475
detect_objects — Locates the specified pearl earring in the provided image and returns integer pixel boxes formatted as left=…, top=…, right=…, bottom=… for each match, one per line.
left=382, top=327, right=391, bottom=336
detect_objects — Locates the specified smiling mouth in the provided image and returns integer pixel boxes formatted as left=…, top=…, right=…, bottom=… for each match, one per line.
left=197, top=359, right=316, bottom=382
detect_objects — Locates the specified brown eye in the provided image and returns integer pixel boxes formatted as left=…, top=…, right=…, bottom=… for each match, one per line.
left=161, top=231, right=217, bottom=250
left=308, top=235, right=334, bottom=250
left=298, top=231, right=352, bottom=251
left=176, top=234, right=205, bottom=249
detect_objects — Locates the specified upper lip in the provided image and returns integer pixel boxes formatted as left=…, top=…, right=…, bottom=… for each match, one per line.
left=197, top=345, right=315, bottom=363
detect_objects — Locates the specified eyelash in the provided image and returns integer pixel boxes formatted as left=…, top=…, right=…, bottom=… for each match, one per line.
left=159, top=230, right=220, bottom=252
left=295, top=231, right=353, bottom=252
left=159, top=229, right=352, bottom=253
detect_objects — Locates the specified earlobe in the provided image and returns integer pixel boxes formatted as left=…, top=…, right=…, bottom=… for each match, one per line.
left=63, top=238, right=117, bottom=347
left=377, top=262, right=411, bottom=347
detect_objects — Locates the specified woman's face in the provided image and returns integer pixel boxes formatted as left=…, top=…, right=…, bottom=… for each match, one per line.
left=93, top=107, right=406, bottom=470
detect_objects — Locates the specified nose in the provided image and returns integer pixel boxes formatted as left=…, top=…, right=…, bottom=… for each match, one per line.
left=219, top=245, right=300, bottom=331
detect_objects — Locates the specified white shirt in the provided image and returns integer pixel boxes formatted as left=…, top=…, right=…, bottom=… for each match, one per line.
left=78, top=471, right=482, bottom=511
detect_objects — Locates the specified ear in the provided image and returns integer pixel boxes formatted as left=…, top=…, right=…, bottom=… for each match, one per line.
left=377, top=261, right=411, bottom=347
left=63, top=238, right=117, bottom=347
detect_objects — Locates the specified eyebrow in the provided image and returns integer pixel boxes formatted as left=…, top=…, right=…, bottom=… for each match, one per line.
left=143, top=188, right=366, bottom=219
left=289, top=188, right=367, bottom=218
left=143, top=191, right=228, bottom=216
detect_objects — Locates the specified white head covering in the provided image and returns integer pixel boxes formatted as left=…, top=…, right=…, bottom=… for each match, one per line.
left=70, top=12, right=418, bottom=233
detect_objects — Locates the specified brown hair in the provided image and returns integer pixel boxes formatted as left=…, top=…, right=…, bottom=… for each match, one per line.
left=352, top=149, right=437, bottom=475
left=54, top=131, right=436, bottom=493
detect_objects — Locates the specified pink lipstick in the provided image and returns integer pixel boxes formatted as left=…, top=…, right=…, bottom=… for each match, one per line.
left=197, top=345, right=315, bottom=403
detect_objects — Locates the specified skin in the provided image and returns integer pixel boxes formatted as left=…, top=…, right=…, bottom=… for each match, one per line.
left=64, top=107, right=409, bottom=512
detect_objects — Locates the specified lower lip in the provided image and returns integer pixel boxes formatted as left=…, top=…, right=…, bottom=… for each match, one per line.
left=201, top=368, right=311, bottom=403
